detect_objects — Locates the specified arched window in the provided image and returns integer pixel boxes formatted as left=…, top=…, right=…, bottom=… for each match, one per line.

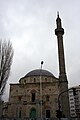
left=31, top=89, right=36, bottom=102
left=32, top=93, right=35, bottom=102
left=24, top=79, right=26, bottom=84
left=46, top=95, right=50, bottom=101
left=45, top=78, right=47, bottom=82
left=34, top=78, right=36, bottom=82
left=18, top=96, right=22, bottom=101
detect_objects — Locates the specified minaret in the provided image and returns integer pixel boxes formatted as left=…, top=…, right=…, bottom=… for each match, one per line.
left=55, top=12, right=67, bottom=81
left=55, top=12, right=70, bottom=117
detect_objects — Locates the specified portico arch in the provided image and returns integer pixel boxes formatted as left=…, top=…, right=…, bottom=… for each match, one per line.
left=29, top=108, right=36, bottom=118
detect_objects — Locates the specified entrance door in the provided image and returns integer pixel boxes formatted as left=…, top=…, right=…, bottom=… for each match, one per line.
left=30, top=108, right=36, bottom=119
left=46, top=110, right=50, bottom=118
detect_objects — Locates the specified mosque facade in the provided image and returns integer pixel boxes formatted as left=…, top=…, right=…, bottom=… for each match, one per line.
left=3, top=14, right=70, bottom=118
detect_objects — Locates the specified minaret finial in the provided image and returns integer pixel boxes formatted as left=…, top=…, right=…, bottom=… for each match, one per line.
left=57, top=11, right=59, bottom=18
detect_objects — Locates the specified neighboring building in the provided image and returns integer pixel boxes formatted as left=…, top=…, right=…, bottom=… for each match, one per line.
left=69, top=85, right=80, bottom=118
left=2, top=13, right=70, bottom=118
left=0, top=101, right=4, bottom=117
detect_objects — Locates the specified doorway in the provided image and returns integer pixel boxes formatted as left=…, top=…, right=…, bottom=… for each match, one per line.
left=30, top=108, right=36, bottom=119
left=46, top=110, right=50, bottom=118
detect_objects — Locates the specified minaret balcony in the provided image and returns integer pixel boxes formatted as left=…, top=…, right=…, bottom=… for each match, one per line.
left=55, top=28, right=64, bottom=35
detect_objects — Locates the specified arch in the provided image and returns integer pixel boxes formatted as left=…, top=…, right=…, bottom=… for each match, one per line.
left=43, top=105, right=51, bottom=118
left=29, top=108, right=36, bottom=118
left=31, top=89, right=36, bottom=93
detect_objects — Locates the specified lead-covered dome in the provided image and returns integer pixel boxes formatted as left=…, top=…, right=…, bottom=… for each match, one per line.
left=19, top=69, right=58, bottom=83
left=24, top=69, right=54, bottom=77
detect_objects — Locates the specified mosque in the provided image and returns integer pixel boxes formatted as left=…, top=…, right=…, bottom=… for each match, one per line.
left=3, top=14, right=70, bottom=118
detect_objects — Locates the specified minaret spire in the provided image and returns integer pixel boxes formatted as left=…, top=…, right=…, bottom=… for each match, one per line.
left=55, top=12, right=67, bottom=81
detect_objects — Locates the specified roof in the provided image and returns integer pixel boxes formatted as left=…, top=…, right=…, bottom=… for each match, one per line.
left=24, top=69, right=55, bottom=78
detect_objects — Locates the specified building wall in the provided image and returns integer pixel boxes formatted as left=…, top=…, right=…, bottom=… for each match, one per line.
left=69, top=86, right=80, bottom=118
left=4, top=76, right=59, bottom=118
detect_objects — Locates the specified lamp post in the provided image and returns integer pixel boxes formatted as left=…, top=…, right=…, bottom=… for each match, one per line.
left=57, top=87, right=75, bottom=119
left=40, top=61, right=44, bottom=119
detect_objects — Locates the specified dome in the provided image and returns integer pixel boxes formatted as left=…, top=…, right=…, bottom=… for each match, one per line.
left=24, top=69, right=55, bottom=77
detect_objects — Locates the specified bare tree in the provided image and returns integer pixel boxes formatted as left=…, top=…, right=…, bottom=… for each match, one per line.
left=0, top=40, right=14, bottom=99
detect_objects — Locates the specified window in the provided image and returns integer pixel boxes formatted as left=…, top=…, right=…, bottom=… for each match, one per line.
left=46, top=95, right=49, bottom=101
left=70, top=98, right=74, bottom=100
left=32, top=93, right=35, bottom=102
left=46, top=110, right=50, bottom=118
left=45, top=78, right=47, bottom=82
left=69, top=95, right=73, bottom=97
left=71, top=109, right=75, bottom=112
left=19, top=110, right=21, bottom=118
left=24, top=80, right=26, bottom=83
left=49, top=89, right=51, bottom=91
left=18, top=96, right=22, bottom=101
left=16, top=90, right=18, bottom=92
left=34, top=78, right=36, bottom=82
left=71, top=106, right=74, bottom=108
left=70, top=102, right=74, bottom=104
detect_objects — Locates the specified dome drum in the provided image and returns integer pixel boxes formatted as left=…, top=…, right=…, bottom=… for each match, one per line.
left=19, top=69, right=58, bottom=84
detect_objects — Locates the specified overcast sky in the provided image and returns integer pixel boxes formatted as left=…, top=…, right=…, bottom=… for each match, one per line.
left=0, top=0, right=80, bottom=101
